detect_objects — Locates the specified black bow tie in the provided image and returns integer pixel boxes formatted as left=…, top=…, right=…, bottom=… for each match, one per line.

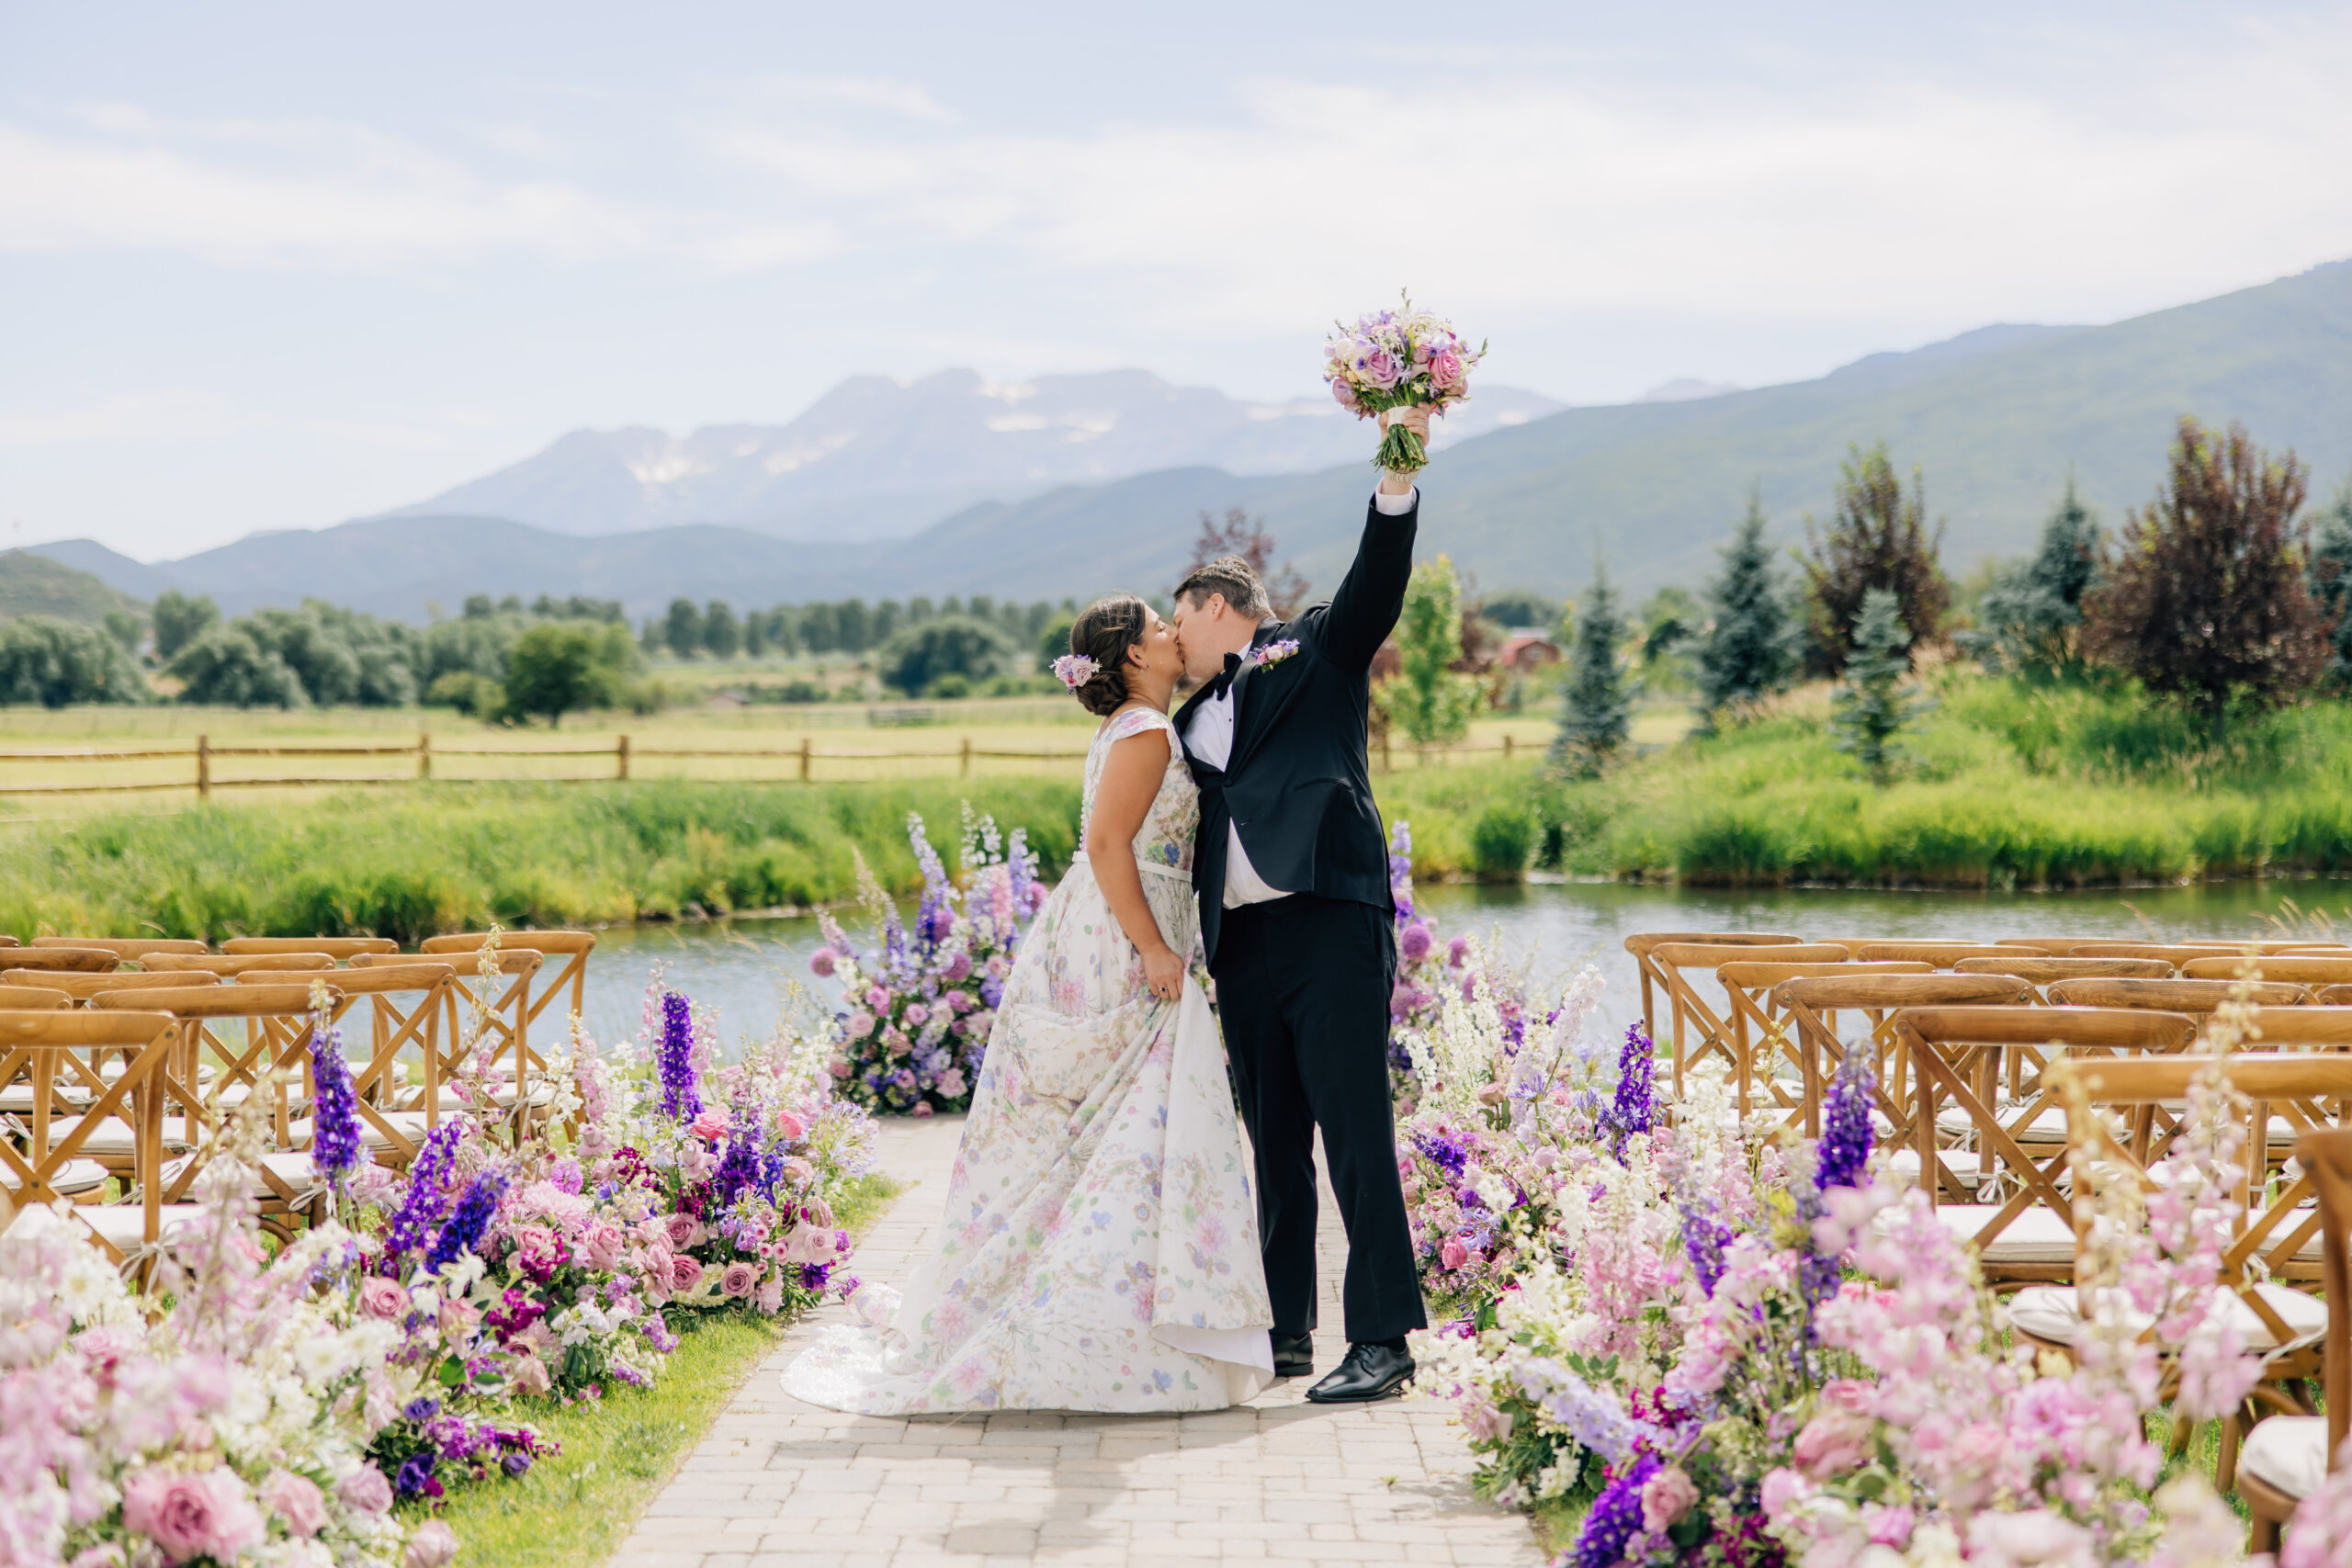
left=1204, top=649, right=1246, bottom=702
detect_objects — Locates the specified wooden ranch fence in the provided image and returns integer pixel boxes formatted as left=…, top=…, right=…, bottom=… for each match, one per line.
left=0, top=731, right=1536, bottom=799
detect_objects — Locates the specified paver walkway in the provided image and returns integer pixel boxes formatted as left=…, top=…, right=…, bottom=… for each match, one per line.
left=610, top=1116, right=1546, bottom=1568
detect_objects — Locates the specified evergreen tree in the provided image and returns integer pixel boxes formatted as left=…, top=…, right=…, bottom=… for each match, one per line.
left=1804, top=443, right=1951, bottom=676
left=1962, top=479, right=2103, bottom=675
left=1830, top=589, right=1932, bottom=784
left=1697, top=490, right=1799, bottom=723
left=1551, top=554, right=1634, bottom=776
left=2306, top=478, right=2352, bottom=687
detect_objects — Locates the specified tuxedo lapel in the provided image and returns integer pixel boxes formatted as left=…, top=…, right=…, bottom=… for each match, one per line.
left=1227, top=619, right=1289, bottom=773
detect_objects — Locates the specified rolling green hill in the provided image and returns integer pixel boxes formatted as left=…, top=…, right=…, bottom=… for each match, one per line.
left=0, top=550, right=147, bottom=626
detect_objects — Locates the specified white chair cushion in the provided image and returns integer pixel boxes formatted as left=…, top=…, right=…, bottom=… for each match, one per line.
left=2, top=1157, right=112, bottom=1199
left=44, top=1116, right=197, bottom=1155
left=2008, top=1281, right=2327, bottom=1352
left=2240, top=1416, right=2331, bottom=1500
left=289, top=1110, right=429, bottom=1152
left=1928, top=1203, right=2079, bottom=1264
left=74, top=1202, right=209, bottom=1250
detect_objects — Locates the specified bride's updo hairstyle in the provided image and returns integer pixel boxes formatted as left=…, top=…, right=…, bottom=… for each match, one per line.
left=1060, top=593, right=1148, bottom=717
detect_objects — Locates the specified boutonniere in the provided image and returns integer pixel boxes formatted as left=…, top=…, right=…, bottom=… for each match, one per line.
left=1250, top=639, right=1302, bottom=671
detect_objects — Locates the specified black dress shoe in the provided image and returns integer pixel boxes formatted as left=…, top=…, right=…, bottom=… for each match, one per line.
left=1272, top=1331, right=1314, bottom=1379
left=1305, top=1342, right=1415, bottom=1404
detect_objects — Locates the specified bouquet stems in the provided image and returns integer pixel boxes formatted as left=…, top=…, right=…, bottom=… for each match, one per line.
left=1377, top=418, right=1428, bottom=478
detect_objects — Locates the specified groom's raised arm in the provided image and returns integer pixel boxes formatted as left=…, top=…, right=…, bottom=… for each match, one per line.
left=1320, top=489, right=1419, bottom=672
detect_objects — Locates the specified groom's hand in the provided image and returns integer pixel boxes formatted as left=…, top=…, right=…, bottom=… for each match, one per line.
left=1378, top=405, right=1430, bottom=496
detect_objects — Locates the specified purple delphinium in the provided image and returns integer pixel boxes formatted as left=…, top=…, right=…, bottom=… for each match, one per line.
left=393, top=1453, right=439, bottom=1501
left=308, top=1020, right=365, bottom=1189
left=1572, top=1451, right=1660, bottom=1568
left=1796, top=1047, right=1877, bottom=1316
left=656, top=991, right=703, bottom=1121
left=379, top=1121, right=464, bottom=1269
left=1598, top=1023, right=1656, bottom=1161
left=1386, top=822, right=1415, bottom=922
left=712, top=1109, right=763, bottom=1212
left=1679, top=1197, right=1736, bottom=1298
left=424, top=1169, right=509, bottom=1274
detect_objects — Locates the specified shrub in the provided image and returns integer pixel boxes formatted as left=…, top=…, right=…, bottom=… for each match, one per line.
left=504, top=620, right=636, bottom=726
left=1388, top=556, right=1484, bottom=746
left=1469, top=804, right=1535, bottom=882
left=877, top=616, right=1013, bottom=695
left=151, top=588, right=219, bottom=660
left=168, top=625, right=307, bottom=707
left=0, top=616, right=150, bottom=706
left=424, top=670, right=505, bottom=716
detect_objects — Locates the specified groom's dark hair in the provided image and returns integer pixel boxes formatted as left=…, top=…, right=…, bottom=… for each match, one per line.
left=1174, top=557, right=1271, bottom=620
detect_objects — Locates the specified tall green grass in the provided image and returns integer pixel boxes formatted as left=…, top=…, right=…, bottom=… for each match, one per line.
left=0, top=779, right=1079, bottom=942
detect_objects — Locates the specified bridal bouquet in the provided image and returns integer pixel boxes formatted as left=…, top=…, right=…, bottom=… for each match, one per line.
left=1323, top=295, right=1486, bottom=476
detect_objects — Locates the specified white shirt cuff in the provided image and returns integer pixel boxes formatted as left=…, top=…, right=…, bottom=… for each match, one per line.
left=1373, top=486, right=1418, bottom=515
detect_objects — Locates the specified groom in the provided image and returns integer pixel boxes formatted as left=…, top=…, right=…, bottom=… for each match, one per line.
left=1170, top=405, right=1431, bottom=1404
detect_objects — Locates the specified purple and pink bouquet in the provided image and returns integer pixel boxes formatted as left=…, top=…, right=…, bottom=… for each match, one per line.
left=811, top=807, right=1042, bottom=1115
left=1322, top=295, right=1486, bottom=477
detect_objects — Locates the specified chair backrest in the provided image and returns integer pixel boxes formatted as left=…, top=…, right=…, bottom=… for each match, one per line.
left=2182, top=955, right=2352, bottom=986
left=2069, top=941, right=2326, bottom=962
left=1702, top=962, right=1935, bottom=1123
left=144, top=953, right=336, bottom=976
left=220, top=936, right=398, bottom=959
left=2229, top=1008, right=2352, bottom=1049
left=1713, top=961, right=1932, bottom=988
left=1768, top=974, right=2034, bottom=1141
left=1624, top=931, right=1802, bottom=1040
left=0, top=1010, right=180, bottom=1253
left=30, top=937, right=208, bottom=961
left=1996, top=938, right=2095, bottom=955
left=94, top=983, right=347, bottom=1178
left=1852, top=942, right=2023, bottom=967
left=1646, top=943, right=1853, bottom=1100
left=1955, top=956, right=2175, bottom=983
left=422, top=930, right=595, bottom=1035
left=0, top=969, right=220, bottom=1001
left=2045, top=977, right=2312, bottom=1013
left=2292, top=1125, right=2352, bottom=1475
left=0, top=986, right=69, bottom=1010
left=276, top=963, right=453, bottom=1145
left=0, top=947, right=124, bottom=973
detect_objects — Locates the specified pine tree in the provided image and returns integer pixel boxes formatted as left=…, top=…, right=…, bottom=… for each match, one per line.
left=1804, top=443, right=1951, bottom=676
left=1697, top=489, right=1799, bottom=725
left=1830, top=588, right=1932, bottom=784
left=1962, top=479, right=2102, bottom=676
left=1552, top=554, right=1634, bottom=776
left=2306, top=478, right=2352, bottom=687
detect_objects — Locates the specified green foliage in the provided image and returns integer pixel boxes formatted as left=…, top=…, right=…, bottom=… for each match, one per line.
left=701, top=602, right=740, bottom=658
left=1470, top=803, right=1535, bottom=882
left=424, top=671, right=505, bottom=716
left=0, top=617, right=150, bottom=707
left=0, top=551, right=146, bottom=628
left=1038, top=618, right=1075, bottom=673
left=1830, top=589, right=1933, bottom=784
left=878, top=615, right=1014, bottom=696
left=167, top=626, right=307, bottom=707
left=503, top=621, right=638, bottom=727
left=2083, top=417, right=2326, bottom=719
left=152, top=590, right=220, bottom=660
left=0, top=777, right=1080, bottom=942
left=662, top=599, right=702, bottom=660
left=2305, top=479, right=2352, bottom=687
left=1476, top=592, right=1561, bottom=632
left=1804, top=442, right=1951, bottom=676
left=1697, top=490, right=1799, bottom=724
left=1389, top=555, right=1484, bottom=747
left=1962, top=479, right=2104, bottom=675
left=1551, top=556, right=1634, bottom=776
left=103, top=610, right=146, bottom=655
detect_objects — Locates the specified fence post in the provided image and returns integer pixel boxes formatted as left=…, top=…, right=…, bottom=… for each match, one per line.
left=798, top=736, right=812, bottom=782
left=960, top=737, right=972, bottom=778
left=616, top=734, right=630, bottom=781
left=1503, top=733, right=1514, bottom=762
left=196, top=735, right=210, bottom=800
left=1379, top=729, right=1391, bottom=773
left=417, top=732, right=432, bottom=780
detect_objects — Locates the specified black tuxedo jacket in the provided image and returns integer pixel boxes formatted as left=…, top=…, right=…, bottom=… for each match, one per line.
left=1177, top=494, right=1417, bottom=964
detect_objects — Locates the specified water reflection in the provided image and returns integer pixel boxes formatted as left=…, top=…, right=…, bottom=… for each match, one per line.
left=568, top=876, right=2352, bottom=1050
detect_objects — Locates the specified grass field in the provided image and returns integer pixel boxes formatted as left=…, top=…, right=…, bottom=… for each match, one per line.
left=404, top=1172, right=902, bottom=1568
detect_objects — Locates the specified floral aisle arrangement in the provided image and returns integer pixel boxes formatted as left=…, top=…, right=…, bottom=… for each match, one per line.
left=810, top=807, right=1043, bottom=1115
left=1322, top=294, right=1487, bottom=477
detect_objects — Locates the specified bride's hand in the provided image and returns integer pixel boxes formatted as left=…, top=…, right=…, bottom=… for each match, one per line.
left=1141, top=944, right=1184, bottom=1003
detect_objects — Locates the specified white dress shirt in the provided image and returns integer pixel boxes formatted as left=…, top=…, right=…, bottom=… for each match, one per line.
left=1184, top=486, right=1416, bottom=909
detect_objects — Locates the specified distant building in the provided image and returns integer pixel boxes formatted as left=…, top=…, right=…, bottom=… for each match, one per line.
left=1495, top=633, right=1562, bottom=672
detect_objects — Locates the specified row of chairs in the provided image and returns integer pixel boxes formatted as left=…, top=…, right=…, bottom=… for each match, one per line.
left=0, top=930, right=595, bottom=1269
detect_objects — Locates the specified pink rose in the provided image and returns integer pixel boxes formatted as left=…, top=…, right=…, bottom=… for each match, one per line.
left=511, top=1224, right=565, bottom=1277
left=912, top=1100, right=934, bottom=1117
left=720, top=1262, right=760, bottom=1298
left=1759, top=1467, right=1811, bottom=1522
left=783, top=1156, right=816, bottom=1188
left=509, top=1350, right=552, bottom=1397
left=883, top=1027, right=910, bottom=1057
left=803, top=1197, right=836, bottom=1229
left=1640, top=1466, right=1697, bottom=1532
left=1357, top=347, right=1401, bottom=388
left=808, top=947, right=837, bottom=977
left=864, top=986, right=889, bottom=1011
left=826, top=1057, right=852, bottom=1079
left=1330, top=378, right=1362, bottom=411
left=1440, top=1238, right=1469, bottom=1271
left=1792, top=1409, right=1871, bottom=1480
left=437, top=1298, right=481, bottom=1339
left=663, top=1213, right=706, bottom=1250
left=986, top=955, right=1008, bottom=978
left=1865, top=1504, right=1915, bottom=1548
left=261, top=1471, right=327, bottom=1540
left=1430, top=348, right=1465, bottom=389
left=1819, top=1378, right=1873, bottom=1416
left=902, top=1002, right=930, bottom=1028
left=945, top=990, right=975, bottom=1013
left=68, top=1547, right=123, bottom=1568
left=773, top=1109, right=807, bottom=1143
left=359, top=1276, right=409, bottom=1321
left=755, top=1275, right=784, bottom=1314
left=123, top=1467, right=263, bottom=1566
left=937, top=1069, right=967, bottom=1100
left=336, top=1465, right=394, bottom=1517
left=580, top=1221, right=625, bottom=1270
left=404, top=1519, right=459, bottom=1568
left=689, top=1109, right=730, bottom=1142
left=670, top=1255, right=706, bottom=1293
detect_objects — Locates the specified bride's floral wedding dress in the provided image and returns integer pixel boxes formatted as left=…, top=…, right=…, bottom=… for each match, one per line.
left=783, top=706, right=1274, bottom=1413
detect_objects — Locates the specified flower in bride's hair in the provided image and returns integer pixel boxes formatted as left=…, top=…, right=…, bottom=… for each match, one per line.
left=1052, top=654, right=1100, bottom=691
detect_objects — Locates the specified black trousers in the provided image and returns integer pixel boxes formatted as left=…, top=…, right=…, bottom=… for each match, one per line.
left=1209, top=893, right=1426, bottom=1345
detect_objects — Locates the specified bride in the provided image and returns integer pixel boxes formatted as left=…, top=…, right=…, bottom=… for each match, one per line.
left=782, top=593, right=1274, bottom=1413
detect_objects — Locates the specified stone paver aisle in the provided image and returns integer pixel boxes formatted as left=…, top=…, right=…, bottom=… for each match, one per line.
left=610, top=1116, right=1546, bottom=1568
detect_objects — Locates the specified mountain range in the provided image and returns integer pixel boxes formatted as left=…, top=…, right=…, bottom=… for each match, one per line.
left=29, top=258, right=2352, bottom=619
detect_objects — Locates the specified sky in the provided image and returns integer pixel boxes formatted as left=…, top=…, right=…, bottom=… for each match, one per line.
left=4, top=2, right=2351, bottom=561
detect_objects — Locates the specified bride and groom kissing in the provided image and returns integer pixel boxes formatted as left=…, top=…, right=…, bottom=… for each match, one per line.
left=783, top=406, right=1434, bottom=1414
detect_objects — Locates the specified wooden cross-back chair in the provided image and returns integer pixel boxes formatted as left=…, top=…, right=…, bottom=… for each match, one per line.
left=0, top=1010, right=190, bottom=1269
left=145, top=953, right=336, bottom=977
left=1709, top=961, right=1933, bottom=1125
left=94, top=983, right=352, bottom=1218
left=2184, top=955, right=2352, bottom=988
left=2030, top=1055, right=2352, bottom=1498
left=1954, top=956, right=2175, bottom=987
left=1, top=968, right=220, bottom=1003
left=29, top=937, right=208, bottom=963
left=1, top=947, right=125, bottom=974
left=270, top=963, right=452, bottom=1154
left=2045, top=977, right=2312, bottom=1014
left=1623, top=931, right=1801, bottom=1043
left=2066, top=942, right=2345, bottom=964
left=423, top=929, right=594, bottom=1039
left=1849, top=942, right=2022, bottom=968
left=1772, top=974, right=2031, bottom=1142
left=1885, top=1006, right=2199, bottom=1284
left=356, top=949, right=546, bottom=1139
left=2239, top=1125, right=2352, bottom=1553
left=220, top=935, right=398, bottom=961
left=0, top=988, right=74, bottom=1115
left=1647, top=942, right=1850, bottom=1098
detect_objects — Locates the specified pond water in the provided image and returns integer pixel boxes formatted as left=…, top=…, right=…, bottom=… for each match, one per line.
left=566, top=875, right=2352, bottom=1051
